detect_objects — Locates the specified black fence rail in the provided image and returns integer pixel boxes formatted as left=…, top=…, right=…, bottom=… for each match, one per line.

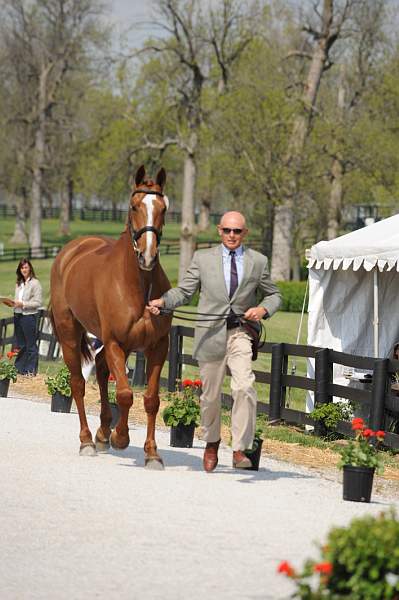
left=2, top=315, right=399, bottom=450
left=0, top=239, right=263, bottom=262
left=0, top=204, right=223, bottom=224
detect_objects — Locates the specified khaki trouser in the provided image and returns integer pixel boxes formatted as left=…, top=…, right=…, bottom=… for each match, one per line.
left=198, top=327, right=257, bottom=451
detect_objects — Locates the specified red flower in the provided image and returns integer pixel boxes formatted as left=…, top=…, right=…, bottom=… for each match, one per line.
left=182, top=379, right=193, bottom=387
left=314, top=562, right=333, bottom=575
left=376, top=430, right=385, bottom=439
left=193, top=379, right=202, bottom=387
left=6, top=351, right=14, bottom=359
left=352, top=422, right=364, bottom=431
left=108, top=374, right=115, bottom=382
left=363, top=428, right=374, bottom=438
left=277, top=561, right=296, bottom=577
left=352, top=417, right=364, bottom=426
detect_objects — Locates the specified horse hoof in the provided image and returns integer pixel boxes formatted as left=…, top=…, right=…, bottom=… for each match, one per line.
left=95, top=435, right=110, bottom=453
left=79, top=442, right=97, bottom=457
left=110, top=430, right=130, bottom=450
left=145, top=456, right=165, bottom=470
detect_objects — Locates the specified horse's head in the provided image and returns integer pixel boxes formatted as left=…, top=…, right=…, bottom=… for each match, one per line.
left=128, top=165, right=169, bottom=271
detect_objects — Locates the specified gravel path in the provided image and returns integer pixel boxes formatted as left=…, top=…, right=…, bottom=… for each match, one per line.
left=1, top=395, right=398, bottom=600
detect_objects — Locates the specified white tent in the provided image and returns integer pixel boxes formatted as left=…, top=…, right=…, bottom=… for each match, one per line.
left=306, top=214, right=399, bottom=410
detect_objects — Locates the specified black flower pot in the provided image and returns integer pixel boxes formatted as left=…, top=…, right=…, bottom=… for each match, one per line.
left=0, top=378, right=10, bottom=397
left=343, top=465, right=375, bottom=502
left=244, top=437, right=264, bottom=471
left=51, top=391, right=72, bottom=413
left=110, top=403, right=120, bottom=428
left=170, top=423, right=196, bottom=448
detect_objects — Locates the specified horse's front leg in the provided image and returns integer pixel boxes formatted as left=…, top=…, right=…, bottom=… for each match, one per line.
left=94, top=349, right=113, bottom=452
left=143, top=335, right=169, bottom=469
left=104, top=341, right=132, bottom=450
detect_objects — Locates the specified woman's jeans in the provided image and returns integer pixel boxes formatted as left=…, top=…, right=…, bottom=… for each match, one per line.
left=13, top=313, right=39, bottom=375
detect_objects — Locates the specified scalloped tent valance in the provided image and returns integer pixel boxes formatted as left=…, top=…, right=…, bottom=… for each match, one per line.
left=307, top=214, right=399, bottom=272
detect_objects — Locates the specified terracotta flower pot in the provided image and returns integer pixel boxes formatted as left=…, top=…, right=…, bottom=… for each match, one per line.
left=343, top=465, right=375, bottom=502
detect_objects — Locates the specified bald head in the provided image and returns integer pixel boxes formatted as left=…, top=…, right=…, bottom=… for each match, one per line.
left=219, top=211, right=246, bottom=229
left=217, top=211, right=248, bottom=251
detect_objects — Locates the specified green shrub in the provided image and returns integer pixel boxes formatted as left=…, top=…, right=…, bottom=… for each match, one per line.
left=45, top=365, right=71, bottom=397
left=278, top=509, right=399, bottom=599
left=162, top=379, right=201, bottom=426
left=277, top=281, right=308, bottom=313
left=310, top=401, right=352, bottom=431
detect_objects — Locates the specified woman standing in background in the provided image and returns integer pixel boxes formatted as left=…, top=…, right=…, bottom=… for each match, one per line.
left=2, top=258, right=43, bottom=375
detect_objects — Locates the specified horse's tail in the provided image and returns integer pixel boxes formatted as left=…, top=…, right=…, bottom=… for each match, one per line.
left=80, top=332, right=93, bottom=364
left=48, top=304, right=58, bottom=341
left=48, top=303, right=93, bottom=363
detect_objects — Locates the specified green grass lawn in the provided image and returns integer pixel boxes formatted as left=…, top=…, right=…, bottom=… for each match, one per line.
left=0, top=216, right=262, bottom=247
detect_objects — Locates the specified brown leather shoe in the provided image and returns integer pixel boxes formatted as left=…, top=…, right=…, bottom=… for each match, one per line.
left=203, top=440, right=220, bottom=472
left=232, top=450, right=252, bottom=469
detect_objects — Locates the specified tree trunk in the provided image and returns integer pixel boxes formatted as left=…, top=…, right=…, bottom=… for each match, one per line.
left=10, top=193, right=28, bottom=244
left=198, top=198, right=210, bottom=232
left=271, top=0, right=336, bottom=281
left=179, top=144, right=197, bottom=283
left=30, top=68, right=48, bottom=255
left=327, top=66, right=346, bottom=240
left=59, top=187, right=70, bottom=236
left=68, top=177, right=74, bottom=221
left=29, top=120, right=45, bottom=255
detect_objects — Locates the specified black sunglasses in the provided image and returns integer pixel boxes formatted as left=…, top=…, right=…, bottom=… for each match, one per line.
left=221, top=227, right=243, bottom=235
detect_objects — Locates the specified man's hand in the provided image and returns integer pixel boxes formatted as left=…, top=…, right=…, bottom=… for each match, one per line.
left=147, top=298, right=165, bottom=315
left=244, top=306, right=267, bottom=322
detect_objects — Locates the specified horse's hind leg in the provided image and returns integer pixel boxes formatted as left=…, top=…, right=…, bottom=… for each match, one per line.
left=104, top=340, right=132, bottom=451
left=56, top=315, right=96, bottom=456
left=143, top=334, right=169, bottom=470
left=94, top=349, right=112, bottom=452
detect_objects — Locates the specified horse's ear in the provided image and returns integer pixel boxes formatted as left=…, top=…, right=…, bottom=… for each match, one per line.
left=156, top=168, right=166, bottom=189
left=135, top=165, right=146, bottom=186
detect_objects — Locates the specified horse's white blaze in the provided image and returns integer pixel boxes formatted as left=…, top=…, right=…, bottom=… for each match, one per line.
left=143, top=194, right=156, bottom=266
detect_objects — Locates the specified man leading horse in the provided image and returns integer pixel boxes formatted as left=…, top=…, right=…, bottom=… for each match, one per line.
left=148, top=211, right=281, bottom=472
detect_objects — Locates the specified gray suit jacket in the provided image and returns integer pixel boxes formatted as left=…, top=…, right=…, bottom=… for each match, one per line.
left=162, top=245, right=281, bottom=361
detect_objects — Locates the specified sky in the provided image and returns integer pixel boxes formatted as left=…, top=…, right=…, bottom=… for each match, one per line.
left=109, top=0, right=159, bottom=48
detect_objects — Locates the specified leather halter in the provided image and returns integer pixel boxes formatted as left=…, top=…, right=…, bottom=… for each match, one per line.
left=128, top=188, right=164, bottom=253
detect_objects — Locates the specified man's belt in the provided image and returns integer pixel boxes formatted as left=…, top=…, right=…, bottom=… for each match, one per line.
left=226, top=313, right=240, bottom=329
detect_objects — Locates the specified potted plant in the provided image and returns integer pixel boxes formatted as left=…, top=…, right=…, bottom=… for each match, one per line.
left=162, top=379, right=201, bottom=448
left=244, top=417, right=266, bottom=471
left=108, top=374, right=119, bottom=428
left=45, top=364, right=73, bottom=413
left=277, top=508, right=399, bottom=599
left=0, top=351, right=18, bottom=397
left=338, top=417, right=385, bottom=502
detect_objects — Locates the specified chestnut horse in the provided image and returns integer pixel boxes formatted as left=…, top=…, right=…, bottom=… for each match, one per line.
left=50, top=165, right=172, bottom=468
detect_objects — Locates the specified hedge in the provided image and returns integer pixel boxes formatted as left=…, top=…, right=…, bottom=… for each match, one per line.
left=277, top=281, right=308, bottom=313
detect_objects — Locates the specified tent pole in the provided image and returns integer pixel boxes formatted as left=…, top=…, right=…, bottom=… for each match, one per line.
left=373, top=268, right=379, bottom=358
